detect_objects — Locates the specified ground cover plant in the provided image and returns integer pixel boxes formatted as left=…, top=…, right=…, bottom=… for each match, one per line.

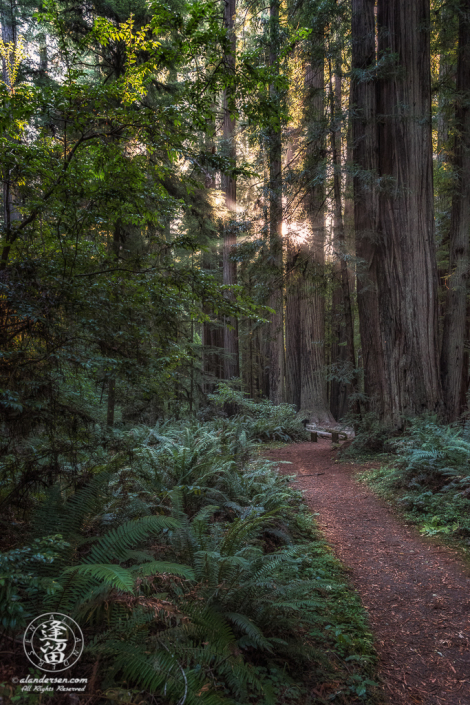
left=0, top=413, right=380, bottom=705
left=355, top=417, right=470, bottom=551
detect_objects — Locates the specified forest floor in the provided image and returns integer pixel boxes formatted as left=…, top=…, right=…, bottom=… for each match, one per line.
left=263, top=440, right=470, bottom=705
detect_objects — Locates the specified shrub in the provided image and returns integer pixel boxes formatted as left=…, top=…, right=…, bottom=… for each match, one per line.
left=208, top=383, right=308, bottom=443
left=359, top=416, right=470, bottom=544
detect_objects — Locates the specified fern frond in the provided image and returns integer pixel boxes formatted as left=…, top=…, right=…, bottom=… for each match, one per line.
left=86, top=515, right=178, bottom=564
left=225, top=612, right=273, bottom=651
left=133, top=560, right=194, bottom=580
left=63, top=564, right=135, bottom=592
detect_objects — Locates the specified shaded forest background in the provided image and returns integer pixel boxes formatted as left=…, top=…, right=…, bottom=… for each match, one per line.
left=3, top=0, right=470, bottom=467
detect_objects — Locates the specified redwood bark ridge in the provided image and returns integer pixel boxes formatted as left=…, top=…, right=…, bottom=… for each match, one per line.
left=375, top=0, right=442, bottom=425
left=352, top=0, right=387, bottom=418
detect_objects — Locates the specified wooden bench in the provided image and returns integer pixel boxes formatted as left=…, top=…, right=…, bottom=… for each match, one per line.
left=307, top=426, right=348, bottom=443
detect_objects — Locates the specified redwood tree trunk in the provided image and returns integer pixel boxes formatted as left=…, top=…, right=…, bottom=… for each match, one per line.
left=440, top=0, right=470, bottom=421
left=329, top=72, right=356, bottom=421
left=285, top=239, right=301, bottom=410
left=267, top=0, right=284, bottom=404
left=297, top=56, right=334, bottom=425
left=202, top=118, right=223, bottom=393
left=203, top=246, right=224, bottom=392
left=222, top=0, right=239, bottom=380
left=375, top=0, right=441, bottom=426
left=351, top=0, right=387, bottom=417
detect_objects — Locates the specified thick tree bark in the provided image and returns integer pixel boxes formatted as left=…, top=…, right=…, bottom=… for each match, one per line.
left=351, top=0, right=387, bottom=417
left=374, top=0, right=441, bottom=426
left=440, top=0, right=470, bottom=421
left=267, top=0, right=284, bottom=404
left=222, top=0, right=239, bottom=380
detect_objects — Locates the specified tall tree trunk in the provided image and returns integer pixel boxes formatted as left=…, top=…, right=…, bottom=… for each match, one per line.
left=267, top=0, right=284, bottom=404
left=203, top=308, right=224, bottom=392
left=436, top=6, right=457, bottom=322
left=106, top=379, right=116, bottom=427
left=440, top=0, right=470, bottom=421
left=352, top=0, right=386, bottom=418
left=202, top=245, right=224, bottom=392
left=285, top=238, right=301, bottom=409
left=202, top=114, right=223, bottom=393
left=375, top=0, right=441, bottom=426
left=222, top=0, right=239, bottom=380
left=297, top=56, right=334, bottom=425
left=105, top=221, right=126, bottom=427
left=329, top=72, right=356, bottom=421
left=344, top=94, right=356, bottom=294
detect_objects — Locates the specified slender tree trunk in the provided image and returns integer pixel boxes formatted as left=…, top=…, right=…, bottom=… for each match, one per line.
left=258, top=324, right=270, bottom=398
left=436, top=7, right=457, bottom=322
left=352, top=0, right=386, bottom=418
left=285, top=238, right=301, bottom=409
left=105, top=221, right=126, bottom=427
left=106, top=379, right=115, bottom=427
left=329, top=72, right=356, bottom=421
left=297, top=56, right=334, bottom=425
left=284, top=137, right=301, bottom=409
left=344, top=97, right=356, bottom=294
left=203, top=314, right=224, bottom=391
left=440, top=0, right=470, bottom=421
left=330, top=73, right=345, bottom=420
left=375, top=0, right=441, bottom=426
left=222, top=0, right=239, bottom=380
left=202, top=113, right=223, bottom=392
left=202, top=249, right=224, bottom=393
left=267, top=0, right=284, bottom=404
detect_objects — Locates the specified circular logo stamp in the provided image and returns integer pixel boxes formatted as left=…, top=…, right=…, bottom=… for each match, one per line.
left=23, top=613, right=84, bottom=672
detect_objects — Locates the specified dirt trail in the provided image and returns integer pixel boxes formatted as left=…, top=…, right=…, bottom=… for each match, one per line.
left=264, top=441, right=470, bottom=705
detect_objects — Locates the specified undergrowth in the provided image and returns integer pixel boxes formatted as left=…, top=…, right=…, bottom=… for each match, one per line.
left=0, top=415, right=379, bottom=705
left=356, top=416, right=470, bottom=550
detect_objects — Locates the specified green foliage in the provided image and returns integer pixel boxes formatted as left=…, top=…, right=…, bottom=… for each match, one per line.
left=392, top=416, right=470, bottom=488
left=339, top=411, right=397, bottom=457
left=0, top=535, right=69, bottom=630
left=358, top=416, right=470, bottom=548
left=0, top=421, right=379, bottom=704
left=0, top=0, right=268, bottom=503
left=208, top=383, right=308, bottom=442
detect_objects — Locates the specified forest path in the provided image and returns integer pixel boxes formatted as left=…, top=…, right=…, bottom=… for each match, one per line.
left=263, top=441, right=470, bottom=705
